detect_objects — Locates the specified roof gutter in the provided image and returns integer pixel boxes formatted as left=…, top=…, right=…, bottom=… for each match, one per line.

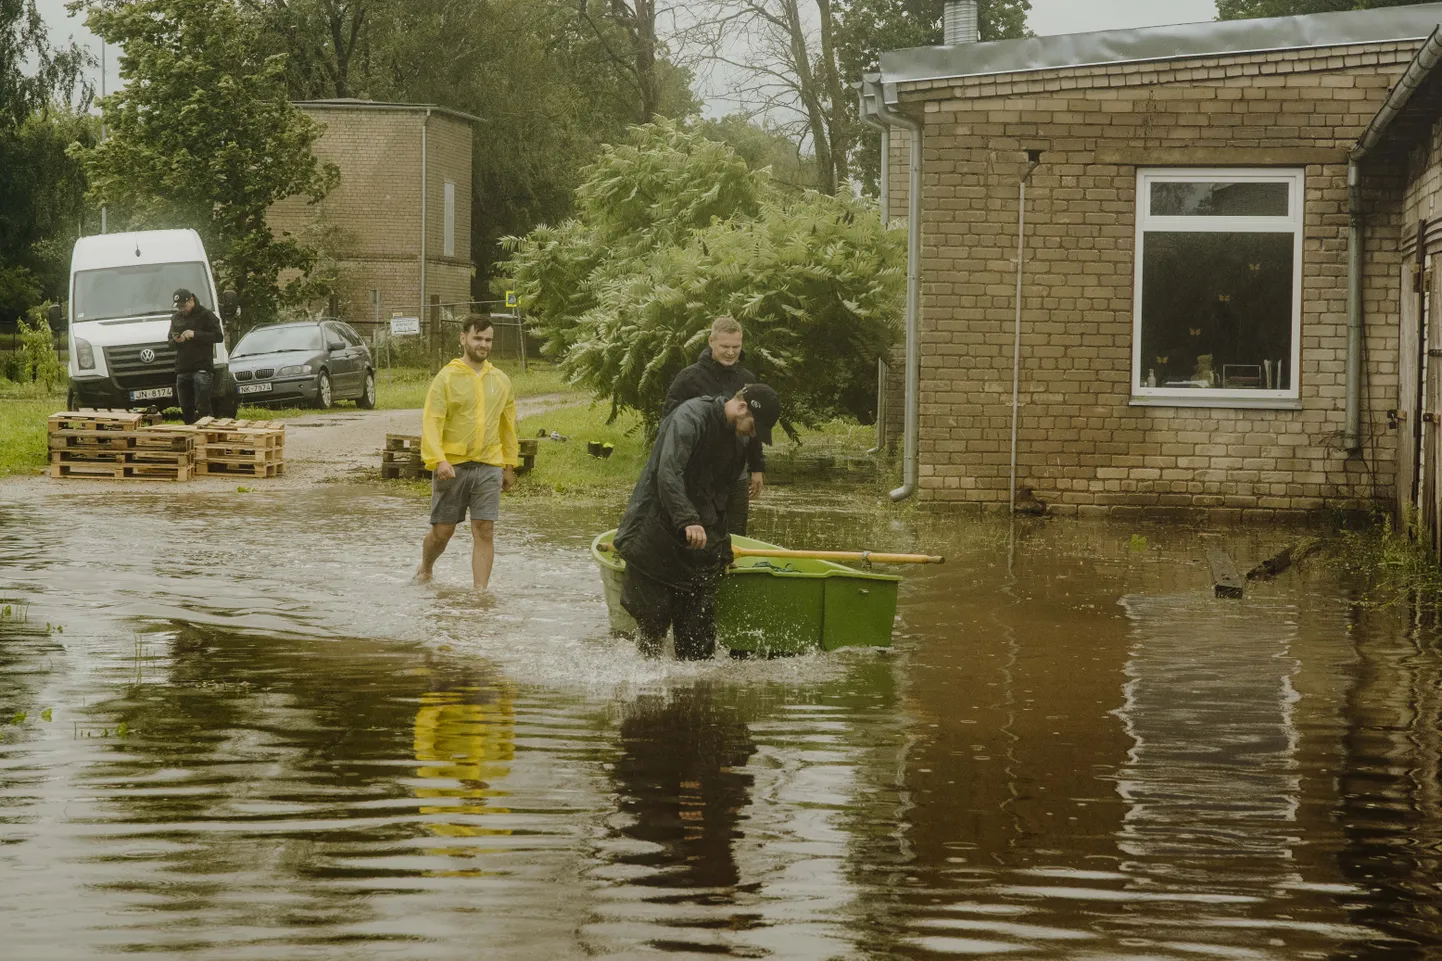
left=862, top=78, right=923, bottom=502
left=1344, top=25, right=1442, bottom=452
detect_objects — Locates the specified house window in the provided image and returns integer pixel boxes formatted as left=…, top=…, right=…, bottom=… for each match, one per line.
left=1132, top=169, right=1303, bottom=408
left=443, top=181, right=456, bottom=258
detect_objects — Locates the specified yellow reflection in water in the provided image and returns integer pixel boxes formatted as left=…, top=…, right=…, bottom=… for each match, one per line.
left=413, top=684, right=516, bottom=872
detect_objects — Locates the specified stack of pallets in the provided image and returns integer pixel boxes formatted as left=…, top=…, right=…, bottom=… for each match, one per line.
left=380, top=435, right=539, bottom=480
left=173, top=417, right=286, bottom=478
left=48, top=410, right=196, bottom=482
left=382, top=434, right=429, bottom=480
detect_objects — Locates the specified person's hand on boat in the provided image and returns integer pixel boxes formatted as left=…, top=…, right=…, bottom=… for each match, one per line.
left=435, top=460, right=456, bottom=482
left=501, top=466, right=516, bottom=492
left=749, top=472, right=764, bottom=499
left=684, top=524, right=707, bottom=549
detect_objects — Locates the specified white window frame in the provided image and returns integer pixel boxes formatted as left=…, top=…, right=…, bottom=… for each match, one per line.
left=443, top=181, right=456, bottom=258
left=1130, top=168, right=1304, bottom=409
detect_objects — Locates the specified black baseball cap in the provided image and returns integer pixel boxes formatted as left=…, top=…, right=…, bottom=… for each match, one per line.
left=740, top=383, right=780, bottom=445
left=173, top=288, right=195, bottom=308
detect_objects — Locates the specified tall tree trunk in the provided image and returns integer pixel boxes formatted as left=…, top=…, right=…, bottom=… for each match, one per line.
left=781, top=0, right=835, bottom=195
left=814, top=0, right=849, bottom=193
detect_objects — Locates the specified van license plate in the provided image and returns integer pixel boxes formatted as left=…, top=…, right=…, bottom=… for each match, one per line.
left=129, top=388, right=173, bottom=401
left=238, top=383, right=272, bottom=394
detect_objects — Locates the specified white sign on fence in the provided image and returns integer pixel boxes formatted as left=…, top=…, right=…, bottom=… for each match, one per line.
left=389, top=316, right=421, bottom=336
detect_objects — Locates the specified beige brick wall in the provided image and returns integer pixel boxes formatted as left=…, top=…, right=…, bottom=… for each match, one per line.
left=270, top=106, right=473, bottom=327
left=883, top=40, right=1418, bottom=517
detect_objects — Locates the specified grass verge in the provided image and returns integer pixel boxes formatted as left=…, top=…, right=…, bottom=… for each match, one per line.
left=0, top=380, right=66, bottom=477
left=513, top=403, right=647, bottom=497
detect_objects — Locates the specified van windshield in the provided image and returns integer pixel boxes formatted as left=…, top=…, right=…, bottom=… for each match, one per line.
left=233, top=326, right=324, bottom=357
left=74, top=262, right=211, bottom=322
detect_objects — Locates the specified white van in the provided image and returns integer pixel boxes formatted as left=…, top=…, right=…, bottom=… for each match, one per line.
left=58, top=229, right=240, bottom=416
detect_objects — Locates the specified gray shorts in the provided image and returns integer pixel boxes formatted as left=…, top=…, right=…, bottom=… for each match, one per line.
left=429, top=462, right=503, bottom=525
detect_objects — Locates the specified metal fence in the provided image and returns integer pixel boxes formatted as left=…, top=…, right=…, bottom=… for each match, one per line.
left=335, top=298, right=535, bottom=372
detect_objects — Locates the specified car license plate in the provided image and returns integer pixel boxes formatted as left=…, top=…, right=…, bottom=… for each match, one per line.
left=238, top=383, right=272, bottom=394
left=129, top=387, right=173, bottom=401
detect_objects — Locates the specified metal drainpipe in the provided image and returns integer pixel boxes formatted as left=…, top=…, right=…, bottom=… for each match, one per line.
left=420, top=108, right=431, bottom=356
left=868, top=83, right=923, bottom=503
left=1344, top=162, right=1364, bottom=452
left=1009, top=153, right=1042, bottom=515
left=858, top=92, right=891, bottom=455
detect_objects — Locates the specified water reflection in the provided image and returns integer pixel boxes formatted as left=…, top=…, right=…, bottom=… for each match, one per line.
left=413, top=675, right=516, bottom=865
left=3, top=484, right=1442, bottom=957
left=611, top=687, right=755, bottom=894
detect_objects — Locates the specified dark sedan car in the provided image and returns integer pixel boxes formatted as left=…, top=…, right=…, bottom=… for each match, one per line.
left=229, top=319, right=376, bottom=409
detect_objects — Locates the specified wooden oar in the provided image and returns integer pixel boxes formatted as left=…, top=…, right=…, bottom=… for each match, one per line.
left=597, top=543, right=943, bottom=565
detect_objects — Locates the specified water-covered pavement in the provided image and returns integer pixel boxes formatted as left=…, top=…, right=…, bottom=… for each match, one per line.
left=1, top=482, right=1440, bottom=959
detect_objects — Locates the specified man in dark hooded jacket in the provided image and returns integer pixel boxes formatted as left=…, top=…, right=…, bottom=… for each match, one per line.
left=661, top=315, right=765, bottom=535
left=168, top=288, right=224, bottom=423
left=614, top=383, right=781, bottom=660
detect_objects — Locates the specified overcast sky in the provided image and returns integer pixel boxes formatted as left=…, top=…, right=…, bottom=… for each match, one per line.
left=39, top=0, right=1222, bottom=110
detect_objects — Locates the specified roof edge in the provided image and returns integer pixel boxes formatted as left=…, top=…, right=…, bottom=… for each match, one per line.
left=292, top=99, right=482, bottom=125
left=877, top=4, right=1442, bottom=92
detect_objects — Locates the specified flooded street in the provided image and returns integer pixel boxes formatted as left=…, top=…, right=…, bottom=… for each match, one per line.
left=2, top=482, right=1440, bottom=959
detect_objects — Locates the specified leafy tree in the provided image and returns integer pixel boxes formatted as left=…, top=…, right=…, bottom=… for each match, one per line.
left=1, top=0, right=91, bottom=321
left=838, top=0, right=1031, bottom=194
left=72, top=0, right=339, bottom=328
left=1218, top=0, right=1430, bottom=17
left=691, top=114, right=819, bottom=190
left=505, top=121, right=903, bottom=432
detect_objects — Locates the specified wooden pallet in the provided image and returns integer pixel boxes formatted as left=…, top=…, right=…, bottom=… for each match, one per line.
left=48, top=431, right=196, bottom=452
left=52, top=447, right=193, bottom=466
left=51, top=460, right=194, bottom=481
left=194, top=416, right=285, bottom=431
left=196, top=459, right=285, bottom=478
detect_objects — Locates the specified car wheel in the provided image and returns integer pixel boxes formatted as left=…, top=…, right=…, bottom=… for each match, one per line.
left=356, top=370, right=376, bottom=409
left=66, top=388, right=77, bottom=412
left=314, top=371, right=332, bottom=409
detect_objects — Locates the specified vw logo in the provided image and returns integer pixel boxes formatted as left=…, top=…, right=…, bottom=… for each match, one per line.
left=139, top=348, right=156, bottom=364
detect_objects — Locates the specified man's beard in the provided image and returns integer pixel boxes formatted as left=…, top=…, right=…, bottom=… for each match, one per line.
left=464, top=345, right=489, bottom=364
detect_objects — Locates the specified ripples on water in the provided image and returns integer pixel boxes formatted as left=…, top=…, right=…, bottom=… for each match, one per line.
left=1, top=486, right=1440, bottom=958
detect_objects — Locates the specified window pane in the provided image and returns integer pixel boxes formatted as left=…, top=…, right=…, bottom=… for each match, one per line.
left=1139, top=232, right=1294, bottom=390
left=1150, top=181, right=1289, bottom=217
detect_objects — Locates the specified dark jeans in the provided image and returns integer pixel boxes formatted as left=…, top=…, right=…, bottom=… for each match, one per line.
left=176, top=370, right=213, bottom=424
left=727, top=473, right=749, bottom=537
left=620, top=564, right=719, bottom=661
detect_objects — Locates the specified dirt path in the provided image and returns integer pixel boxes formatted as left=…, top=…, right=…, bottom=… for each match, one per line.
left=5, top=392, right=576, bottom=494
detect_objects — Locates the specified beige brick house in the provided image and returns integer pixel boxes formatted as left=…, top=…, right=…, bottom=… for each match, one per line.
left=862, top=3, right=1442, bottom=520
left=268, top=99, right=476, bottom=337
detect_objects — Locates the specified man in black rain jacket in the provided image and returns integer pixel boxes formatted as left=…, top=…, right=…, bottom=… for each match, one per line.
left=661, top=315, right=766, bottom=536
left=168, top=288, right=225, bottom=423
left=614, top=384, right=781, bottom=660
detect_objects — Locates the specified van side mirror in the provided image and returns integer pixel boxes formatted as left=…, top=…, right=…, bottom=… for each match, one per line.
left=220, top=289, right=238, bottom=320
left=46, top=304, right=63, bottom=329
left=328, top=340, right=346, bottom=352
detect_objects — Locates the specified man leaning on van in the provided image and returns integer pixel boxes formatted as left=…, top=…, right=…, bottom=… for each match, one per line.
left=169, top=288, right=223, bottom=423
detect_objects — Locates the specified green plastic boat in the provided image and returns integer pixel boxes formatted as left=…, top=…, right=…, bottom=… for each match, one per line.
left=591, top=530, right=900, bottom=655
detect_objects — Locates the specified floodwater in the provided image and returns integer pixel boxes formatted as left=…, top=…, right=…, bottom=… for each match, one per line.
left=1, top=482, right=1440, bottom=960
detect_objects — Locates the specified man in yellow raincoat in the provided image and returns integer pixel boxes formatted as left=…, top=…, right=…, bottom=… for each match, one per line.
left=415, top=315, right=519, bottom=590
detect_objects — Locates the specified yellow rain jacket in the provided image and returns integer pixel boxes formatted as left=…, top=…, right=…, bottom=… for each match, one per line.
left=420, top=359, right=519, bottom=471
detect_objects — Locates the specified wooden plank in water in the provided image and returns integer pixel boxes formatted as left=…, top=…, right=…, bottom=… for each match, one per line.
left=1207, top=549, right=1245, bottom=599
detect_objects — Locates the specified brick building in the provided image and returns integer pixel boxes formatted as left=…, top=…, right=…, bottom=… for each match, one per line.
left=268, top=99, right=476, bottom=336
left=861, top=3, right=1442, bottom=519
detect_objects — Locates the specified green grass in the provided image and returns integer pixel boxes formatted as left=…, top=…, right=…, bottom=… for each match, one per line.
left=513, top=403, right=648, bottom=497
left=0, top=380, right=65, bottom=476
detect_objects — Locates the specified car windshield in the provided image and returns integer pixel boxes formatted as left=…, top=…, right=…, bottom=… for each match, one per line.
left=73, top=262, right=211, bottom=322
left=233, top=325, right=324, bottom=357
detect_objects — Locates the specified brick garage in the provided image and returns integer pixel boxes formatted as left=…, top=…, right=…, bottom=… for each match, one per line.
left=268, top=100, right=476, bottom=335
left=867, top=6, right=1442, bottom=519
